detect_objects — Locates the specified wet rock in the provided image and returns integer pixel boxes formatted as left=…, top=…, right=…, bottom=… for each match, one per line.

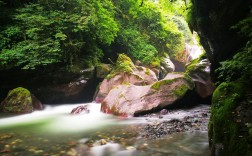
left=95, top=54, right=157, bottom=103
left=31, top=94, right=43, bottom=110
left=160, top=109, right=168, bottom=115
left=0, top=87, right=43, bottom=114
left=71, top=105, right=90, bottom=115
left=101, top=73, right=194, bottom=116
left=186, top=58, right=215, bottom=99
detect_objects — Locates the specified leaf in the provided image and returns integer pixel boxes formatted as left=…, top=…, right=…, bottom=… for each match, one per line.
left=55, top=32, right=67, bottom=41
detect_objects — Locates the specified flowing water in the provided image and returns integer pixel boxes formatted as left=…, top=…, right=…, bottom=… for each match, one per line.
left=0, top=103, right=211, bottom=156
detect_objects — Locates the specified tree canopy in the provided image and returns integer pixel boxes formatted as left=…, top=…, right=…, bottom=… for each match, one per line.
left=0, top=0, right=192, bottom=70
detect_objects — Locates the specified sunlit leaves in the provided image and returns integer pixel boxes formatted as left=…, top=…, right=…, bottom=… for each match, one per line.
left=0, top=0, right=118, bottom=69
left=55, top=32, right=67, bottom=41
left=89, top=0, right=119, bottom=45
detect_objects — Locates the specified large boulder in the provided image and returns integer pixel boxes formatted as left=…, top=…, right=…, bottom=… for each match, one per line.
left=95, top=54, right=158, bottom=102
left=186, top=58, right=215, bottom=98
left=101, top=72, right=194, bottom=116
left=0, top=87, right=43, bottom=114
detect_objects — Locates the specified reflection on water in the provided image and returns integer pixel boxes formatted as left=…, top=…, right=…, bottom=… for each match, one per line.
left=0, top=103, right=210, bottom=156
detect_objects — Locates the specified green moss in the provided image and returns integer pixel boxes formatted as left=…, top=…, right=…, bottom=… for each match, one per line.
left=106, top=54, right=136, bottom=79
left=172, top=84, right=188, bottom=97
left=121, top=82, right=131, bottom=86
left=151, top=74, right=194, bottom=91
left=8, top=87, right=30, bottom=97
left=209, top=80, right=252, bottom=155
left=185, top=53, right=206, bottom=74
left=183, top=73, right=195, bottom=89
left=145, top=68, right=151, bottom=76
left=1, top=87, right=33, bottom=113
left=150, top=58, right=161, bottom=68
left=151, top=79, right=174, bottom=90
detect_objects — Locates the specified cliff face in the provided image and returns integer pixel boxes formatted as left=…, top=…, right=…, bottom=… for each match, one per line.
left=189, top=0, right=252, bottom=155
left=189, top=0, right=251, bottom=80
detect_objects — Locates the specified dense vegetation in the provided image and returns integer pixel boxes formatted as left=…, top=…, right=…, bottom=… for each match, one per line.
left=216, top=17, right=252, bottom=83
left=0, top=0, right=191, bottom=71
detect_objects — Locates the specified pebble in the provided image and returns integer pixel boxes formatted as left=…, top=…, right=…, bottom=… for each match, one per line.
left=140, top=106, right=210, bottom=139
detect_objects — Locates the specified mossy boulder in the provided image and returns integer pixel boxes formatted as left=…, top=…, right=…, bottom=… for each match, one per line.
left=0, top=87, right=43, bottom=114
left=95, top=54, right=158, bottom=102
left=106, top=54, right=136, bottom=79
left=101, top=72, right=194, bottom=116
left=186, top=57, right=215, bottom=99
left=96, top=64, right=113, bottom=79
left=209, top=80, right=252, bottom=155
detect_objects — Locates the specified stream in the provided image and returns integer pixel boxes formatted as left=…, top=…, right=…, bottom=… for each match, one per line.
left=0, top=103, right=211, bottom=156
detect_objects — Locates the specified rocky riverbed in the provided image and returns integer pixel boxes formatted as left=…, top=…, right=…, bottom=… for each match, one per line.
left=0, top=104, right=211, bottom=156
left=139, top=105, right=210, bottom=139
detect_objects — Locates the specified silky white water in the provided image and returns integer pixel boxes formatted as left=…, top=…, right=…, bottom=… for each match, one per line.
left=0, top=103, right=211, bottom=156
left=0, top=103, right=119, bottom=133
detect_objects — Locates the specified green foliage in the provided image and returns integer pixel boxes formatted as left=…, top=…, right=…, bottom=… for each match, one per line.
left=0, top=0, right=4, bottom=6
left=171, top=16, right=192, bottom=43
left=216, top=17, right=252, bottom=82
left=0, top=0, right=118, bottom=69
left=116, top=27, right=158, bottom=64
left=0, top=0, right=193, bottom=70
left=113, top=0, right=187, bottom=65
left=87, top=0, right=119, bottom=45
left=106, top=54, right=136, bottom=79
left=158, top=0, right=189, bottom=17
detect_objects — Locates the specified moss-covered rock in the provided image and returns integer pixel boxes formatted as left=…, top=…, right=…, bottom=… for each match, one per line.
left=95, top=54, right=158, bottom=102
left=186, top=54, right=206, bottom=74
left=101, top=72, right=194, bottom=116
left=151, top=72, right=194, bottom=91
left=106, top=54, right=136, bottom=79
left=0, top=87, right=33, bottom=113
left=186, top=56, right=215, bottom=99
left=0, top=87, right=43, bottom=114
left=209, top=80, right=252, bottom=155
left=96, top=63, right=113, bottom=79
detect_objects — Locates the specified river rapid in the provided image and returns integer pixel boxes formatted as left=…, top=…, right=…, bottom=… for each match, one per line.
left=0, top=102, right=211, bottom=156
